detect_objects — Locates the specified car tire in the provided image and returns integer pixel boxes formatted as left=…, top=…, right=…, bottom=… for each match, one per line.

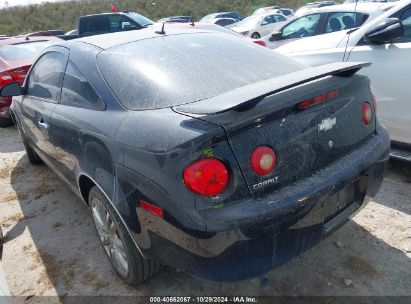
left=20, top=135, right=43, bottom=165
left=251, top=32, right=261, bottom=39
left=89, top=186, right=160, bottom=286
left=0, top=117, right=12, bottom=128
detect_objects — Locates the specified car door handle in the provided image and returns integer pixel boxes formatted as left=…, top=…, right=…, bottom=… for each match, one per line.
left=38, top=119, right=49, bottom=130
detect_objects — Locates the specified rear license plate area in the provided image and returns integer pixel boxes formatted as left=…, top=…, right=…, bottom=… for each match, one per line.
left=323, top=180, right=358, bottom=224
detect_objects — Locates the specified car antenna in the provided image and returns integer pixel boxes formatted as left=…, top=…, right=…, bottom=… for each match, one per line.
left=343, top=0, right=359, bottom=62
left=25, top=35, right=30, bottom=41
left=156, top=22, right=166, bottom=34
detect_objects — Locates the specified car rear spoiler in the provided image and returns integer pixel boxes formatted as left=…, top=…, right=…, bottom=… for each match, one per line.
left=175, top=62, right=371, bottom=115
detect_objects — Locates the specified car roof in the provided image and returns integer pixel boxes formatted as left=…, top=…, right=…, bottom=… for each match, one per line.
left=203, top=12, right=237, bottom=18
left=0, top=36, right=60, bottom=47
left=256, top=6, right=280, bottom=10
left=246, top=11, right=283, bottom=19
left=73, top=26, right=224, bottom=50
left=261, top=10, right=282, bottom=15
left=306, top=2, right=393, bottom=14
left=81, top=12, right=133, bottom=18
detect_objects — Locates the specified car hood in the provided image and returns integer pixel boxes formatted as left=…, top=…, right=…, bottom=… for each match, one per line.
left=276, top=30, right=349, bottom=54
left=231, top=26, right=253, bottom=33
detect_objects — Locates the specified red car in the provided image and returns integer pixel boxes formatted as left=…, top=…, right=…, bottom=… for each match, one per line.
left=0, top=36, right=60, bottom=127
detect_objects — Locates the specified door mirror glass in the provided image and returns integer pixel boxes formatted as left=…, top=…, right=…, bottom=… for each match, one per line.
left=0, top=82, right=23, bottom=97
left=365, top=18, right=404, bottom=44
left=269, top=31, right=283, bottom=41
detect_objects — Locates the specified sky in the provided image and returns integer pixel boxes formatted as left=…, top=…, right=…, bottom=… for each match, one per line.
left=0, top=0, right=60, bottom=8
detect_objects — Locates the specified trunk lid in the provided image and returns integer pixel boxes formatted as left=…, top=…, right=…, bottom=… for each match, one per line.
left=175, top=63, right=375, bottom=199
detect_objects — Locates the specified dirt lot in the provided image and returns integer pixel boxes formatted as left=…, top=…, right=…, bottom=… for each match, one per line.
left=0, top=126, right=410, bottom=299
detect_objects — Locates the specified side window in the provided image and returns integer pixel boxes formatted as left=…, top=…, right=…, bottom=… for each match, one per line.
left=215, top=19, right=235, bottom=26
left=226, top=13, right=240, bottom=20
left=282, top=14, right=321, bottom=39
left=60, top=62, right=104, bottom=110
left=325, top=12, right=368, bottom=33
left=108, top=15, right=139, bottom=32
left=397, top=7, right=411, bottom=42
left=27, top=51, right=66, bottom=101
left=263, top=15, right=274, bottom=25
left=273, top=15, right=286, bottom=22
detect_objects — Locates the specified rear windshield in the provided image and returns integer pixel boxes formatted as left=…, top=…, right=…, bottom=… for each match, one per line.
left=127, top=13, right=154, bottom=27
left=0, top=41, right=52, bottom=61
left=97, top=32, right=303, bottom=110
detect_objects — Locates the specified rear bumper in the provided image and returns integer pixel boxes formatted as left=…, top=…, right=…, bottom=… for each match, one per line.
left=131, top=127, right=390, bottom=281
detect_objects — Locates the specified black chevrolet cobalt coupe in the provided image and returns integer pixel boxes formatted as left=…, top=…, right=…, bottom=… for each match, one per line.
left=2, top=27, right=389, bottom=284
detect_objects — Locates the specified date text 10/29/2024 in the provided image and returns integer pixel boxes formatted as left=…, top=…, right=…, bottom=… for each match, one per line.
left=150, top=297, right=258, bottom=303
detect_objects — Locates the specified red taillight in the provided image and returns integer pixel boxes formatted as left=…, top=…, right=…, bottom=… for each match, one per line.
left=298, top=90, right=338, bottom=110
left=183, top=158, right=229, bottom=197
left=372, top=94, right=377, bottom=113
left=140, top=200, right=164, bottom=218
left=0, top=71, right=13, bottom=86
left=250, top=146, right=277, bottom=176
left=0, top=65, right=30, bottom=86
left=362, top=102, right=372, bottom=125
left=9, top=65, right=30, bottom=84
left=253, top=40, right=266, bottom=47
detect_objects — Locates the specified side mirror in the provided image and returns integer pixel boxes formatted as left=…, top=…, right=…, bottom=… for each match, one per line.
left=269, top=31, right=283, bottom=42
left=261, top=20, right=269, bottom=26
left=364, top=18, right=404, bottom=44
left=0, top=82, right=23, bottom=97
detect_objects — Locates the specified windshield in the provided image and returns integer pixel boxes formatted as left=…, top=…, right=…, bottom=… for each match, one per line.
left=127, top=12, right=154, bottom=26
left=0, top=41, right=52, bottom=61
left=200, top=14, right=217, bottom=22
left=237, top=16, right=261, bottom=27
left=97, top=33, right=303, bottom=110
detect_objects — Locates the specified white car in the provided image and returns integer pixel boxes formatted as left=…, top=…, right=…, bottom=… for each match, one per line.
left=231, top=12, right=288, bottom=39
left=277, top=0, right=411, bottom=158
left=199, top=12, right=243, bottom=23
left=252, top=6, right=294, bottom=17
left=255, top=3, right=394, bottom=49
left=295, top=1, right=337, bottom=17
left=252, top=6, right=280, bottom=15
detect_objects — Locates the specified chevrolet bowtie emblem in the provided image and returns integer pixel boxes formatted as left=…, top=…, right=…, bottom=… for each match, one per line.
left=318, top=117, right=336, bottom=132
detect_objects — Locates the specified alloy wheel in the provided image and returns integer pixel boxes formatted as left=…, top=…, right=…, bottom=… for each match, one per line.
left=91, top=197, right=129, bottom=278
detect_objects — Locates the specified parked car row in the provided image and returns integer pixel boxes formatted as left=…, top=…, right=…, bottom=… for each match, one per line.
left=254, top=3, right=393, bottom=49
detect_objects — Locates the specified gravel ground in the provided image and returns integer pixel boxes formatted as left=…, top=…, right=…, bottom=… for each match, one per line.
left=0, top=126, right=410, bottom=300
